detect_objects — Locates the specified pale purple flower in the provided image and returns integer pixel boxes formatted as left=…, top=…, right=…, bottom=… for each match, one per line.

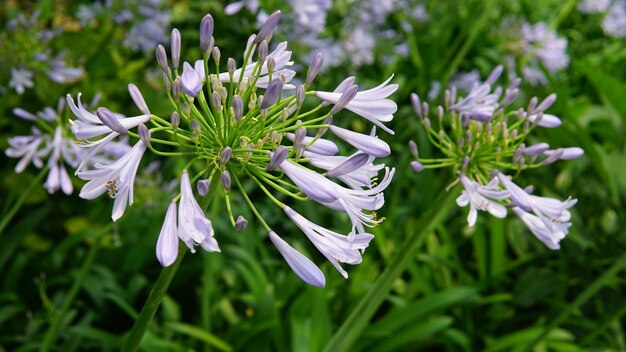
left=44, top=127, right=75, bottom=195
left=456, top=174, right=509, bottom=227
left=5, top=128, right=46, bottom=173
left=288, top=0, right=332, bottom=33
left=578, top=0, right=611, bottom=13
left=304, top=150, right=384, bottom=189
left=342, top=26, right=375, bottom=66
left=178, top=171, right=220, bottom=251
left=285, top=132, right=339, bottom=155
left=284, top=205, right=374, bottom=278
left=278, top=159, right=338, bottom=203
left=521, top=22, right=570, bottom=74
left=525, top=112, right=562, bottom=128
left=78, top=140, right=148, bottom=221
left=181, top=62, right=203, bottom=97
left=449, top=83, right=501, bottom=121
left=268, top=231, right=325, bottom=287
left=156, top=201, right=179, bottom=267
left=329, top=126, right=390, bottom=158
left=543, top=147, right=584, bottom=160
left=314, top=76, right=398, bottom=134
left=602, top=1, right=626, bottom=38
left=513, top=207, right=570, bottom=249
left=9, top=68, right=34, bottom=94
left=224, top=0, right=260, bottom=15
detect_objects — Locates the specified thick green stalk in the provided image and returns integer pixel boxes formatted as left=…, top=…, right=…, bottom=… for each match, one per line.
left=525, top=253, right=626, bottom=351
left=40, top=227, right=107, bottom=352
left=322, top=188, right=458, bottom=352
left=122, top=246, right=187, bottom=352
left=0, top=165, right=49, bottom=238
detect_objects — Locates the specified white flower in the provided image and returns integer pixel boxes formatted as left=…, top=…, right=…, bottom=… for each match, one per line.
left=5, top=128, right=46, bottom=173
left=284, top=206, right=373, bottom=278
left=268, top=231, right=325, bottom=287
left=513, top=207, right=570, bottom=249
left=156, top=201, right=179, bottom=266
left=9, top=68, right=34, bottom=94
left=314, top=76, right=398, bottom=134
left=178, top=171, right=220, bottom=251
left=521, top=22, right=569, bottom=74
left=329, top=125, right=391, bottom=157
left=78, top=140, right=147, bottom=221
left=456, top=174, right=509, bottom=227
left=44, top=127, right=76, bottom=195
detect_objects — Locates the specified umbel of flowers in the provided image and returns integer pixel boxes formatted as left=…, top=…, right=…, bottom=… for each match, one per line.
left=410, top=66, right=583, bottom=249
left=66, top=11, right=397, bottom=287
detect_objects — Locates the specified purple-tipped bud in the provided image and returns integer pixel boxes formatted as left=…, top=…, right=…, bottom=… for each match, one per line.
left=330, top=85, right=358, bottom=115
left=410, top=93, right=422, bottom=118
left=172, top=77, right=182, bottom=101
left=171, top=29, right=181, bottom=70
left=232, top=95, right=243, bottom=122
left=306, top=53, right=323, bottom=86
left=128, top=84, right=150, bottom=115
left=510, top=77, right=522, bottom=90
left=523, top=143, right=550, bottom=156
left=138, top=124, right=151, bottom=147
left=156, top=45, right=169, bottom=72
left=212, top=47, right=221, bottom=65
left=502, top=88, right=519, bottom=107
left=541, top=149, right=563, bottom=165
left=421, top=102, right=429, bottom=117
left=527, top=96, right=538, bottom=115
left=220, top=146, right=233, bottom=165
left=211, top=91, right=222, bottom=111
left=220, top=170, right=231, bottom=191
left=258, top=40, right=268, bottom=65
left=190, top=119, right=201, bottom=139
left=197, top=179, right=210, bottom=196
left=227, top=58, right=236, bottom=77
left=296, top=85, right=305, bottom=108
left=544, top=147, right=584, bottom=160
left=267, top=145, right=289, bottom=171
left=408, top=140, right=418, bottom=158
left=424, top=117, right=431, bottom=130
left=535, top=93, right=557, bottom=113
left=182, top=102, right=191, bottom=116
left=235, top=215, right=248, bottom=231
left=462, top=156, right=470, bottom=169
left=171, top=111, right=180, bottom=130
left=181, top=62, right=202, bottom=97
left=261, top=78, right=283, bottom=109
left=200, top=14, right=214, bottom=52
left=294, top=126, right=306, bottom=145
left=266, top=57, right=276, bottom=74
left=96, top=107, right=127, bottom=134
left=486, top=65, right=503, bottom=85
left=326, top=152, right=369, bottom=177
left=437, top=105, right=444, bottom=120
left=253, top=10, right=281, bottom=44
left=162, top=72, right=171, bottom=93
left=410, top=160, right=424, bottom=173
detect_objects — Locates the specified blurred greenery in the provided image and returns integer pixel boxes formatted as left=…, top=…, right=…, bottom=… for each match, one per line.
left=1, top=0, right=626, bottom=351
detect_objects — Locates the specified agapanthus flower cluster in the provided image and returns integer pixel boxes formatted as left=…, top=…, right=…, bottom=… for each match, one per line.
left=5, top=96, right=129, bottom=195
left=409, top=66, right=583, bottom=249
left=602, top=0, right=626, bottom=38
left=1, top=10, right=84, bottom=95
left=67, top=12, right=397, bottom=287
left=503, top=21, right=569, bottom=86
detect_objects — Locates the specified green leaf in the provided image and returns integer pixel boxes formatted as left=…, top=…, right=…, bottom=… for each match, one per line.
left=166, top=322, right=233, bottom=352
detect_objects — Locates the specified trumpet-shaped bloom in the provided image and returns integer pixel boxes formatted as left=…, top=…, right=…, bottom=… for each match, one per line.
left=304, top=150, right=383, bottom=189
left=279, top=159, right=338, bottom=203
left=513, top=207, right=570, bottom=249
left=450, top=83, right=501, bottom=121
left=456, top=174, right=509, bottom=226
left=78, top=140, right=147, bottom=221
left=156, top=201, right=180, bottom=266
left=329, top=125, right=390, bottom=157
left=286, top=132, right=338, bottom=155
left=5, top=128, right=46, bottom=173
left=285, top=206, right=373, bottom=278
left=178, top=171, right=220, bottom=251
left=314, top=76, right=398, bottom=134
left=268, top=231, right=325, bottom=287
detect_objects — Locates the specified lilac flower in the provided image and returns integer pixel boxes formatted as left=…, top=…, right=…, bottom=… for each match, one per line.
left=284, top=206, right=374, bottom=278
left=279, top=159, right=339, bottom=203
left=578, top=0, right=611, bottom=14
left=285, top=133, right=339, bottom=155
left=5, top=129, right=46, bottom=173
left=512, top=207, right=570, bottom=249
left=314, top=76, right=398, bottom=134
left=456, top=174, right=509, bottom=226
left=304, top=150, right=384, bottom=189
left=268, top=231, right=326, bottom=288
left=156, top=201, right=179, bottom=266
left=78, top=140, right=148, bottom=221
left=44, top=127, right=75, bottom=195
left=602, top=1, right=626, bottom=38
left=329, top=126, right=391, bottom=157
left=224, top=0, right=260, bottom=15
left=9, top=68, right=34, bottom=95
left=181, top=62, right=203, bottom=97
left=449, top=83, right=501, bottom=121
left=178, top=171, right=220, bottom=252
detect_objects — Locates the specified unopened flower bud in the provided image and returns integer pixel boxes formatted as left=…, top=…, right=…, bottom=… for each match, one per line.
left=138, top=124, right=151, bottom=147
left=171, top=111, right=180, bottom=130
left=220, top=170, right=231, bottom=191
left=267, top=146, right=290, bottom=171
left=235, top=215, right=248, bottom=231
left=523, top=143, right=550, bottom=156
left=306, top=53, right=323, bottom=86
left=211, top=91, right=222, bottom=111
left=200, top=14, right=214, bottom=52
left=172, top=77, right=182, bottom=101
left=330, top=85, right=358, bottom=115
left=327, top=152, right=369, bottom=177
left=410, top=93, right=423, bottom=118
left=155, top=44, right=168, bottom=72
left=536, top=93, right=557, bottom=113
left=424, top=117, right=431, bottom=130
left=410, top=160, right=424, bottom=173
left=190, top=119, right=201, bottom=140
left=232, top=95, right=243, bottom=122
left=171, top=28, right=181, bottom=70
left=258, top=40, right=268, bottom=65
left=266, top=57, right=275, bottom=74
left=408, top=140, right=418, bottom=158
left=421, top=102, right=429, bottom=117
left=486, top=64, right=503, bottom=85
left=220, top=146, right=233, bottom=165
left=502, top=88, right=519, bottom=107
left=227, top=57, right=236, bottom=77
left=261, top=78, right=282, bottom=109
left=296, top=85, right=305, bottom=108
left=97, top=107, right=128, bottom=134
left=527, top=96, right=538, bottom=114
left=212, top=47, right=221, bottom=65
left=128, top=84, right=150, bottom=115
left=197, top=179, right=210, bottom=196
left=271, top=130, right=281, bottom=145
left=182, top=102, right=190, bottom=117
left=254, top=10, right=281, bottom=44
left=162, top=72, right=171, bottom=93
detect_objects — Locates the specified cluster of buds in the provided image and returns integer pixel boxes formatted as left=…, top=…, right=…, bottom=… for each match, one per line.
left=410, top=66, right=583, bottom=249
left=66, top=11, right=398, bottom=287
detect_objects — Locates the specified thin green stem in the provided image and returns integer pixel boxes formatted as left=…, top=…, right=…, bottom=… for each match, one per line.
left=0, top=165, right=49, bottom=237
left=122, top=245, right=187, bottom=352
left=322, top=187, right=459, bottom=352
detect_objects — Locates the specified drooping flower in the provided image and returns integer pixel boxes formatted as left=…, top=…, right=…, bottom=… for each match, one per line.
left=156, top=201, right=179, bottom=266
left=268, top=231, right=326, bottom=288
left=456, top=174, right=509, bottom=227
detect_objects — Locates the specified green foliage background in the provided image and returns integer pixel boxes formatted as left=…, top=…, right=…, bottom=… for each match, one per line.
left=1, top=0, right=625, bottom=351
